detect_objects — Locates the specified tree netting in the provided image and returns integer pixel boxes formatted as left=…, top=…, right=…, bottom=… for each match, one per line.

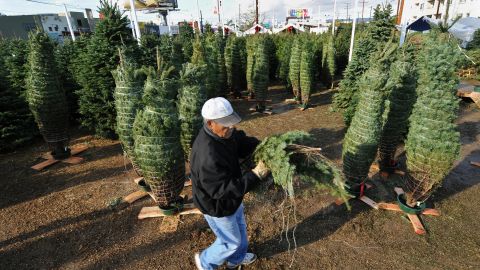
left=26, top=31, right=70, bottom=159
left=342, top=43, right=397, bottom=195
left=252, top=37, right=269, bottom=111
left=179, top=63, right=208, bottom=160
left=246, top=36, right=257, bottom=99
left=254, top=131, right=349, bottom=202
left=300, top=39, right=314, bottom=108
left=112, top=48, right=145, bottom=174
left=289, top=37, right=302, bottom=102
left=404, top=34, right=461, bottom=206
left=378, top=45, right=417, bottom=173
left=273, top=34, right=293, bottom=88
left=133, top=61, right=185, bottom=207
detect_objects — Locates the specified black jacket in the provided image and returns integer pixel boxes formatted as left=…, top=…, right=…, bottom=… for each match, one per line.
left=191, top=126, right=260, bottom=217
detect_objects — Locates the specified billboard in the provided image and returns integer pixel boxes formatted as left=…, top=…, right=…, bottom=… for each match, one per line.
left=287, top=8, right=310, bottom=19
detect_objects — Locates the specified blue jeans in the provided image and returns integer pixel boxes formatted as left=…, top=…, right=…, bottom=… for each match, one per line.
left=200, top=203, right=248, bottom=270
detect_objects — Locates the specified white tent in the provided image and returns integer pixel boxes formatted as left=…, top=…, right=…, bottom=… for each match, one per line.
left=449, top=17, right=480, bottom=48
left=272, top=23, right=305, bottom=34
left=244, top=24, right=270, bottom=35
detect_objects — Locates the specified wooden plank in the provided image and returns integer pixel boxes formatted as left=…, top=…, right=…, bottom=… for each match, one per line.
left=138, top=206, right=201, bottom=219
left=378, top=203, right=440, bottom=216
left=123, top=190, right=149, bottom=204
left=31, top=159, right=60, bottom=171
left=61, top=156, right=84, bottom=164
left=407, top=214, right=426, bottom=235
left=470, top=161, right=480, bottom=168
left=160, top=216, right=180, bottom=233
left=71, top=145, right=88, bottom=155
left=359, top=196, right=379, bottom=210
left=335, top=183, right=374, bottom=206
left=133, top=177, right=144, bottom=185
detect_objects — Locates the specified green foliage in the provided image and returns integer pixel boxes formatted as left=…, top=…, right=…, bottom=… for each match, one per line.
left=378, top=46, right=417, bottom=172
left=112, top=48, right=145, bottom=167
left=178, top=63, right=208, bottom=160
left=26, top=31, right=69, bottom=154
left=404, top=34, right=461, bottom=204
left=179, top=22, right=194, bottom=60
left=170, top=37, right=185, bottom=77
left=300, top=39, right=314, bottom=108
left=252, top=37, right=269, bottom=110
left=273, top=34, right=293, bottom=87
left=246, top=35, right=257, bottom=97
left=333, top=4, right=396, bottom=126
left=334, top=24, right=353, bottom=73
left=205, top=34, right=221, bottom=98
left=215, top=34, right=228, bottom=96
left=224, top=36, right=243, bottom=96
left=467, top=29, right=480, bottom=49
left=289, top=37, right=302, bottom=101
left=322, top=34, right=336, bottom=87
left=342, top=43, right=397, bottom=191
left=73, top=0, right=134, bottom=138
left=254, top=131, right=349, bottom=202
left=133, top=59, right=184, bottom=206
left=0, top=39, right=36, bottom=152
left=264, top=35, right=277, bottom=81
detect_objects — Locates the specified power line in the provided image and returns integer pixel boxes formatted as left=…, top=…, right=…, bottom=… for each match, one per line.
left=25, top=0, right=86, bottom=11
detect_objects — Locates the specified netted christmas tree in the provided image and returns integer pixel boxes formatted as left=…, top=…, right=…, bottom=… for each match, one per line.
left=26, top=31, right=70, bottom=159
left=274, top=34, right=293, bottom=88
left=327, top=35, right=336, bottom=89
left=133, top=59, right=185, bottom=209
left=264, top=35, right=277, bottom=81
left=73, top=0, right=134, bottom=138
left=300, top=40, right=314, bottom=109
left=246, top=36, right=258, bottom=99
left=404, top=34, right=461, bottom=206
left=170, top=37, right=184, bottom=78
left=254, top=131, right=349, bottom=201
left=178, top=41, right=208, bottom=160
left=252, top=37, right=269, bottom=112
left=342, top=43, right=397, bottom=196
left=203, top=34, right=220, bottom=98
left=333, top=4, right=395, bottom=126
left=215, top=34, right=228, bottom=96
left=0, top=39, right=36, bottom=152
left=179, top=22, right=194, bottom=60
left=377, top=45, right=417, bottom=173
left=289, top=37, right=302, bottom=102
left=112, top=47, right=145, bottom=174
left=224, top=36, right=243, bottom=97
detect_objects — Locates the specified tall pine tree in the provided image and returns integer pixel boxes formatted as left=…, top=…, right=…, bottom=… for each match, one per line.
left=252, top=37, right=269, bottom=111
left=300, top=40, right=314, bottom=109
left=289, top=37, right=302, bottom=102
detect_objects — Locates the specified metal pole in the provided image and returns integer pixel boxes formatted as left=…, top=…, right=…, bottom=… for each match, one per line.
left=348, top=0, right=359, bottom=62
left=129, top=0, right=141, bottom=44
left=63, top=4, right=75, bottom=41
left=332, top=0, right=337, bottom=35
left=196, top=0, right=202, bottom=33
left=129, top=9, right=136, bottom=39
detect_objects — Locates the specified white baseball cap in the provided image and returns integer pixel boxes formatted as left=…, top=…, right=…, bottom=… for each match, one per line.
left=201, top=97, right=242, bottom=127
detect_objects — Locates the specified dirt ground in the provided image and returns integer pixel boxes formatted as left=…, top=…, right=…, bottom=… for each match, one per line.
left=1, top=85, right=479, bottom=270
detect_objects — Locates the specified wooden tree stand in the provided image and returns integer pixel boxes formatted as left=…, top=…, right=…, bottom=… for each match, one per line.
left=31, top=144, right=88, bottom=171
left=377, top=187, right=440, bottom=235
left=122, top=177, right=192, bottom=204
left=335, top=183, right=380, bottom=210
left=470, top=161, right=480, bottom=168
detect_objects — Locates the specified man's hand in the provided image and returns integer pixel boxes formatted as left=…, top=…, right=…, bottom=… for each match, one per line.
left=252, top=160, right=270, bottom=180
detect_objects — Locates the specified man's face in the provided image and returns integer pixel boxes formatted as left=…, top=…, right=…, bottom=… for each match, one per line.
left=208, top=120, right=234, bottom=138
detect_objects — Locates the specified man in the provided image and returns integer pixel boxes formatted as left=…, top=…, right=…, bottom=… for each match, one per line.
left=191, top=97, right=270, bottom=270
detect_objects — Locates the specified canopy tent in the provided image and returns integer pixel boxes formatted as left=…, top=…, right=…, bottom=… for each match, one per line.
left=406, top=16, right=437, bottom=32
left=272, top=23, right=304, bottom=34
left=449, top=17, right=480, bottom=48
left=244, top=24, right=270, bottom=35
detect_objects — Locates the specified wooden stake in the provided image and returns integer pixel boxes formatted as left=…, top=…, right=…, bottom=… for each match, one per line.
left=138, top=205, right=201, bottom=219
left=31, top=145, right=88, bottom=171
left=377, top=203, right=440, bottom=216
left=124, top=190, right=149, bottom=204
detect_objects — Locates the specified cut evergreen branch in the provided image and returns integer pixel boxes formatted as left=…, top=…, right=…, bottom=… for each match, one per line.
left=112, top=47, right=145, bottom=174
left=252, top=37, right=269, bottom=111
left=342, top=43, right=397, bottom=195
left=404, top=34, right=461, bottom=206
left=378, top=45, right=417, bottom=172
left=289, top=37, right=302, bottom=102
left=254, top=131, right=350, bottom=204
left=133, top=58, right=185, bottom=207
left=26, top=31, right=70, bottom=159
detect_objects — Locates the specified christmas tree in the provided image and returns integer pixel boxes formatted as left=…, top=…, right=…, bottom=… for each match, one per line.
left=224, top=36, right=243, bottom=97
left=289, top=37, right=302, bottom=102
left=378, top=45, right=417, bottom=173
left=326, top=35, right=336, bottom=89
left=112, top=47, right=145, bottom=174
left=342, top=43, right=397, bottom=196
left=26, top=31, right=70, bottom=159
left=404, top=34, right=461, bottom=206
left=246, top=35, right=258, bottom=99
left=215, top=34, right=228, bottom=96
left=170, top=37, right=184, bottom=78
left=205, top=33, right=221, bottom=98
left=274, top=34, right=293, bottom=88
left=252, top=37, right=269, bottom=111
left=73, top=0, right=134, bottom=138
left=300, top=39, right=314, bottom=109
left=333, top=4, right=395, bottom=126
left=178, top=22, right=194, bottom=60
left=133, top=59, right=185, bottom=208
left=0, top=40, right=36, bottom=152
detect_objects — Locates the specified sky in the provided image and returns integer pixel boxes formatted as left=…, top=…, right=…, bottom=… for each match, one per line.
left=0, top=0, right=398, bottom=25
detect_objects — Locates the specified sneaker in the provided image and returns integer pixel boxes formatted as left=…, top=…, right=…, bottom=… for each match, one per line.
left=226, top=253, right=257, bottom=269
left=194, top=252, right=205, bottom=270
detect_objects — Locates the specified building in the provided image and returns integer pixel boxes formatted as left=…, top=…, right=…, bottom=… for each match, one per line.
left=0, top=10, right=92, bottom=42
left=404, top=0, right=480, bottom=24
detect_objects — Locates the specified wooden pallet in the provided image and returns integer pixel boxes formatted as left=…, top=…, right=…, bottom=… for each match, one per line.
left=138, top=203, right=202, bottom=233
left=31, top=145, right=88, bottom=171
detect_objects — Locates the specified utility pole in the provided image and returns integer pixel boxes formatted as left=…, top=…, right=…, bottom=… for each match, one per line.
left=345, top=3, right=350, bottom=22
left=348, top=0, right=359, bottom=62
left=370, top=6, right=373, bottom=19
left=255, top=0, right=259, bottom=24
left=63, top=4, right=75, bottom=41
left=360, top=0, right=368, bottom=22
left=196, top=0, right=202, bottom=33
left=332, top=0, right=337, bottom=35
left=396, top=0, right=405, bottom=25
